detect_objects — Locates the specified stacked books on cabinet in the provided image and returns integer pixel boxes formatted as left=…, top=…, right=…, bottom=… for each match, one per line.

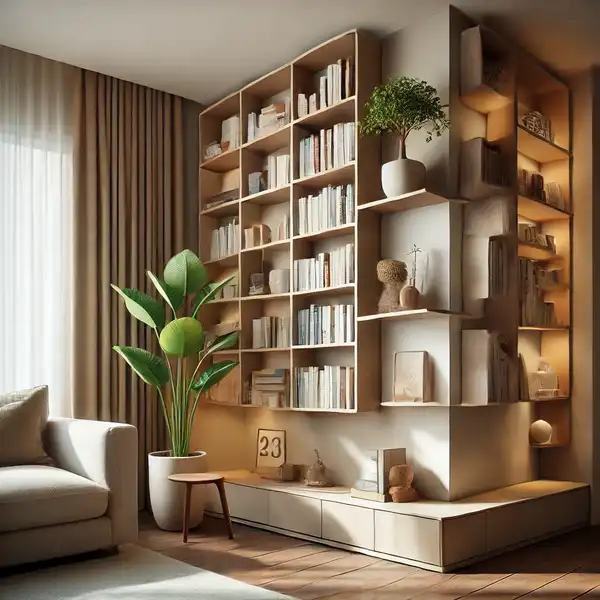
left=267, top=154, right=290, bottom=189
left=252, top=316, right=291, bottom=349
left=296, top=304, right=354, bottom=346
left=296, top=184, right=354, bottom=235
left=518, top=224, right=556, bottom=253
left=294, top=366, right=355, bottom=410
left=210, top=219, right=240, bottom=260
left=247, top=101, right=290, bottom=142
left=248, top=369, right=289, bottom=408
left=297, top=57, right=354, bottom=118
left=299, top=123, right=355, bottom=178
left=293, top=243, right=355, bottom=292
left=519, top=259, right=559, bottom=327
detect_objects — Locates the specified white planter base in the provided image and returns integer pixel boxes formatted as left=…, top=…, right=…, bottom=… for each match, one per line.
left=381, top=158, right=426, bottom=198
left=148, top=451, right=207, bottom=531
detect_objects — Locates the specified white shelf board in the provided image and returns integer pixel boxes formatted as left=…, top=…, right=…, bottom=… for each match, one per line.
left=358, top=189, right=465, bottom=214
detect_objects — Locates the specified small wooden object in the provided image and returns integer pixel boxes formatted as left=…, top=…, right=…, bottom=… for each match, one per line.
left=376, top=259, right=407, bottom=313
left=255, top=463, right=298, bottom=481
left=167, top=473, right=234, bottom=542
left=388, top=464, right=420, bottom=503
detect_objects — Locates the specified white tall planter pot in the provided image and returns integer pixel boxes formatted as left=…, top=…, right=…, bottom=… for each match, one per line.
left=148, top=451, right=207, bottom=531
left=381, top=158, right=426, bottom=198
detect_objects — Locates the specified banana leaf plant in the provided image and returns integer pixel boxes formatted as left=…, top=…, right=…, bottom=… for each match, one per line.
left=112, top=249, right=239, bottom=457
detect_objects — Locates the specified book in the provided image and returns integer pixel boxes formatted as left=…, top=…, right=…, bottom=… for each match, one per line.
left=355, top=448, right=407, bottom=495
left=350, top=488, right=388, bottom=503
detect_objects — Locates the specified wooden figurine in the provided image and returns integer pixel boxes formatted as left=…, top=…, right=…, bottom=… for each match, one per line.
left=376, top=259, right=408, bottom=313
left=388, top=464, right=420, bottom=502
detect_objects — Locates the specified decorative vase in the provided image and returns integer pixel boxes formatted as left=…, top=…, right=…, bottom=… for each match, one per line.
left=148, top=450, right=207, bottom=531
left=400, top=283, right=420, bottom=310
left=381, top=158, right=426, bottom=198
left=376, top=259, right=407, bottom=313
left=530, top=420, right=553, bottom=445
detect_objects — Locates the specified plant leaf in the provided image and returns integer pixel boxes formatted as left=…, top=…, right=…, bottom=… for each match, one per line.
left=191, top=275, right=236, bottom=318
left=147, top=270, right=184, bottom=312
left=191, top=360, right=238, bottom=393
left=164, top=249, right=207, bottom=297
left=159, top=317, right=205, bottom=357
left=113, top=346, right=169, bottom=387
left=204, top=331, right=239, bottom=356
left=111, top=285, right=166, bottom=329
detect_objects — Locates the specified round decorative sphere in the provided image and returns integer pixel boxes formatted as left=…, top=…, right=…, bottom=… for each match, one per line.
left=376, top=259, right=408, bottom=284
left=530, top=419, right=553, bottom=444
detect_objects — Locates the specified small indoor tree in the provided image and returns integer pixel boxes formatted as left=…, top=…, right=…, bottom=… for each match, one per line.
left=112, top=249, right=238, bottom=457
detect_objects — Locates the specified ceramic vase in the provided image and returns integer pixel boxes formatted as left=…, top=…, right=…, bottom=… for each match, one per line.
left=400, top=284, right=420, bottom=310
left=381, top=158, right=426, bottom=198
left=148, top=450, right=207, bottom=531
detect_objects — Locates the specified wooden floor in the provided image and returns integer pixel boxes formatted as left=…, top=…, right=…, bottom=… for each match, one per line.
left=139, top=514, right=600, bottom=599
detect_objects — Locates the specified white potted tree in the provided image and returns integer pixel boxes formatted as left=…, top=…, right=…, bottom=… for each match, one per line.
left=359, top=76, right=449, bottom=198
left=112, top=249, right=238, bottom=531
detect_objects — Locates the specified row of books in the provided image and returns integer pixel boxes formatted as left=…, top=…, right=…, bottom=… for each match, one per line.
left=296, top=184, right=354, bottom=236
left=203, top=115, right=241, bottom=160
left=247, top=101, right=290, bottom=142
left=203, top=188, right=240, bottom=212
left=247, top=369, right=289, bottom=408
left=297, top=304, right=354, bottom=346
left=266, top=154, right=290, bottom=189
left=518, top=168, right=545, bottom=202
left=519, top=259, right=559, bottom=327
left=252, top=316, right=291, bottom=349
left=293, top=366, right=355, bottom=410
left=488, top=236, right=512, bottom=296
left=210, top=218, right=240, bottom=260
left=293, top=244, right=355, bottom=292
left=518, top=224, right=556, bottom=253
left=480, top=138, right=509, bottom=187
left=298, top=122, right=356, bottom=178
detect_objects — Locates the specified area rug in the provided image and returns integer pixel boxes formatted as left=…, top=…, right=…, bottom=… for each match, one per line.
left=0, top=544, right=293, bottom=599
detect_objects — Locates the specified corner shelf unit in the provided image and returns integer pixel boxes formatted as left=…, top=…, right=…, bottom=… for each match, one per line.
left=459, top=21, right=573, bottom=447
left=198, top=30, right=382, bottom=413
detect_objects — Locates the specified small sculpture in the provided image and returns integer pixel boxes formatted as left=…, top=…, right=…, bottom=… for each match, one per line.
left=388, top=464, right=420, bottom=502
left=400, top=245, right=422, bottom=310
left=305, top=449, right=330, bottom=487
left=377, top=259, right=407, bottom=313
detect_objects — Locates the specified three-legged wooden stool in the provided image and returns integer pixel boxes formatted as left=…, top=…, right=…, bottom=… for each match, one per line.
left=168, top=473, right=234, bottom=543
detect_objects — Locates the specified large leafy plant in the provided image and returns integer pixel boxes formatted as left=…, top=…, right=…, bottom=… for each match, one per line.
left=359, top=76, right=449, bottom=159
left=112, top=249, right=238, bottom=457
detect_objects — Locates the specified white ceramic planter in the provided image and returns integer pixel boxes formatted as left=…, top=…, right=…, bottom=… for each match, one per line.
left=148, top=450, right=207, bottom=531
left=381, top=158, right=426, bottom=198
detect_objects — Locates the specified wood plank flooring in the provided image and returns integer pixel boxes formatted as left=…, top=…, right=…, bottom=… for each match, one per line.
left=139, top=513, right=600, bottom=599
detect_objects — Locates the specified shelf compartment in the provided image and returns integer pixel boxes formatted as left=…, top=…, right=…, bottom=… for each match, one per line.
left=517, top=195, right=571, bottom=222
left=294, top=223, right=355, bottom=242
left=517, top=125, right=569, bottom=163
left=294, top=97, right=356, bottom=129
left=242, top=125, right=291, bottom=154
left=518, top=242, right=559, bottom=262
left=242, top=185, right=290, bottom=205
left=242, top=239, right=290, bottom=253
left=241, top=292, right=291, bottom=302
left=357, top=189, right=460, bottom=214
left=293, top=343, right=355, bottom=350
left=200, top=147, right=241, bottom=173
left=460, top=83, right=512, bottom=115
left=200, top=198, right=240, bottom=217
left=294, top=30, right=356, bottom=71
left=206, top=297, right=240, bottom=305
left=204, top=254, right=239, bottom=268
left=242, top=64, right=291, bottom=99
left=292, top=284, right=355, bottom=298
left=358, top=309, right=461, bottom=323
left=293, top=162, right=355, bottom=189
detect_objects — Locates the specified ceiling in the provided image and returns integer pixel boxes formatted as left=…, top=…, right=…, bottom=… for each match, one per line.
left=0, top=0, right=598, bottom=106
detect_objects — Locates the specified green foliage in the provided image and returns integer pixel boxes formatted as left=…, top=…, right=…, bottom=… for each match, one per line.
left=359, top=77, right=449, bottom=157
left=112, top=249, right=240, bottom=457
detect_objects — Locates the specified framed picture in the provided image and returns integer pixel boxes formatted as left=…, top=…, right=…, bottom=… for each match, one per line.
left=256, top=429, right=286, bottom=469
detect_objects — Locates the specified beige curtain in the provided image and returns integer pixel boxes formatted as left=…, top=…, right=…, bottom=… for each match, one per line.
left=73, top=71, right=185, bottom=507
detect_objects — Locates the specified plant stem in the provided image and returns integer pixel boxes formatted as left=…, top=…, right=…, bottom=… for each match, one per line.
left=399, top=135, right=407, bottom=159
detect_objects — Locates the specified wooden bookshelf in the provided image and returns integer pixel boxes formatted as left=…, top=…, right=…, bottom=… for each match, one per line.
left=198, top=30, right=381, bottom=413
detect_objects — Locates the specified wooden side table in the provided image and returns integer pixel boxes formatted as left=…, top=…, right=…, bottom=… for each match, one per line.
left=168, top=473, right=234, bottom=543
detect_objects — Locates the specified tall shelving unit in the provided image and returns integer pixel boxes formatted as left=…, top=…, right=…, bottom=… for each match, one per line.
left=199, top=30, right=381, bottom=413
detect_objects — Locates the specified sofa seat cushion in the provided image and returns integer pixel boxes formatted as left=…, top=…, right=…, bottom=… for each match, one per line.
left=0, top=465, right=108, bottom=533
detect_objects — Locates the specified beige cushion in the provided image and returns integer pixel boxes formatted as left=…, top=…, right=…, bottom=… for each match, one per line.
left=0, top=465, right=108, bottom=533
left=0, top=385, right=51, bottom=466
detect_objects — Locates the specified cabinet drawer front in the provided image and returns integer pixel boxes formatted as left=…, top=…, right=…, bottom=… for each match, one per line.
left=224, top=483, right=269, bottom=523
left=268, top=492, right=321, bottom=537
left=375, top=511, right=440, bottom=566
left=322, top=501, right=374, bottom=549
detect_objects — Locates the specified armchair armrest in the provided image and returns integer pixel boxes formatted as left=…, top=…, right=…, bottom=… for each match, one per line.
left=45, top=417, right=138, bottom=545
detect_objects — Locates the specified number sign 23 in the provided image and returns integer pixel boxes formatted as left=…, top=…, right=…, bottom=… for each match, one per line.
left=256, top=429, right=286, bottom=468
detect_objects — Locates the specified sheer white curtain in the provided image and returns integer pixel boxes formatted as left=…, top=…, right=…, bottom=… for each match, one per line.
left=0, top=46, right=78, bottom=415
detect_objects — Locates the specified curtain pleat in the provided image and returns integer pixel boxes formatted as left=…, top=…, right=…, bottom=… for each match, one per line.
left=74, top=70, right=184, bottom=508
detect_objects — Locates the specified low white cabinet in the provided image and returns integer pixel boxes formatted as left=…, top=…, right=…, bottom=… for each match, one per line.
left=322, top=501, right=374, bottom=550
left=268, top=491, right=321, bottom=537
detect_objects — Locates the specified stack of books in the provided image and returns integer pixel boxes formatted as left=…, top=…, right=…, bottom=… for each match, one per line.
left=247, top=101, right=290, bottom=142
left=267, top=154, right=290, bottom=189
left=518, top=168, right=546, bottom=201
left=203, top=188, right=240, bottom=211
left=221, top=115, right=240, bottom=152
left=273, top=214, right=290, bottom=242
left=296, top=304, right=354, bottom=346
left=519, top=259, right=558, bottom=327
left=481, top=139, right=508, bottom=187
left=296, top=184, right=354, bottom=236
left=351, top=448, right=406, bottom=502
left=298, top=122, right=355, bottom=178
left=248, top=369, right=289, bottom=408
left=212, top=274, right=238, bottom=300
left=518, top=224, right=556, bottom=252
left=203, top=141, right=222, bottom=160
left=293, top=243, right=354, bottom=292
left=294, top=365, right=354, bottom=410
left=252, top=316, right=291, bottom=349
left=297, top=93, right=317, bottom=118
left=210, top=218, right=240, bottom=260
